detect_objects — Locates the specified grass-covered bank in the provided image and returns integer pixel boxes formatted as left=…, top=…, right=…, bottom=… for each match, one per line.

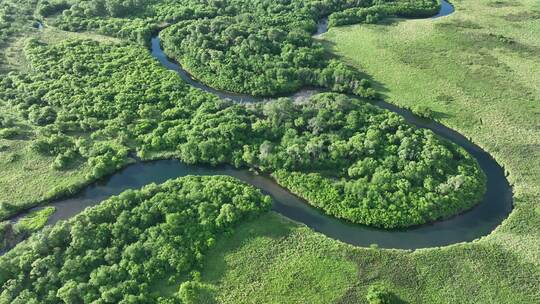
left=193, top=211, right=539, bottom=303
left=0, top=207, right=54, bottom=251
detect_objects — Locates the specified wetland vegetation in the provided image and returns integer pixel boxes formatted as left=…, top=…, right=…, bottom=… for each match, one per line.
left=0, top=0, right=538, bottom=303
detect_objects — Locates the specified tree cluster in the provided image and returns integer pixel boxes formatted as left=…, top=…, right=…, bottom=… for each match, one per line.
left=160, top=16, right=375, bottom=97
left=329, top=0, right=441, bottom=27
left=44, top=0, right=441, bottom=96
left=0, top=39, right=485, bottom=228
left=0, top=176, right=271, bottom=303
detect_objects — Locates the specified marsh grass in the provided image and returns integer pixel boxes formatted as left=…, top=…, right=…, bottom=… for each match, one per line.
left=13, top=206, right=55, bottom=234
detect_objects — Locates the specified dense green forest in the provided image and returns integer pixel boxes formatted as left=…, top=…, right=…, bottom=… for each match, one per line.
left=0, top=38, right=484, bottom=228
left=329, top=0, right=440, bottom=26
left=38, top=0, right=439, bottom=96
left=0, top=176, right=271, bottom=303
left=160, top=17, right=373, bottom=96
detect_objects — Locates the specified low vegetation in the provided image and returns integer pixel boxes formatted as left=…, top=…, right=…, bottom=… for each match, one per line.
left=190, top=212, right=539, bottom=303
left=0, top=207, right=55, bottom=251
left=12, top=207, right=55, bottom=234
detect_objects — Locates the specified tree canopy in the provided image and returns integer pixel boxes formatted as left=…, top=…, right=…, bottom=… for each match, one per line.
left=0, top=176, right=271, bottom=303
left=0, top=39, right=485, bottom=228
left=44, top=0, right=439, bottom=96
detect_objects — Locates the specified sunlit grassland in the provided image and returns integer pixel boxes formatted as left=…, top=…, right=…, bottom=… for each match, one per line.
left=0, top=138, right=90, bottom=212
left=193, top=212, right=539, bottom=303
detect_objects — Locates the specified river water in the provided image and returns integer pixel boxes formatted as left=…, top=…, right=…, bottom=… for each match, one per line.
left=9, top=0, right=512, bottom=250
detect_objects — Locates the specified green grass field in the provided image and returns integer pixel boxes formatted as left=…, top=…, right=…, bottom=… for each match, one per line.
left=187, top=0, right=540, bottom=302
left=192, top=211, right=538, bottom=303
left=0, top=139, right=90, bottom=209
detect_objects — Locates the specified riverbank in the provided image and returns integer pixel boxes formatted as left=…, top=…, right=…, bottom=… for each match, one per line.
left=2, top=0, right=510, bottom=252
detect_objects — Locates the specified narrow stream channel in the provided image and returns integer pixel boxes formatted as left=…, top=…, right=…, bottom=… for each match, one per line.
left=8, top=0, right=512, bottom=251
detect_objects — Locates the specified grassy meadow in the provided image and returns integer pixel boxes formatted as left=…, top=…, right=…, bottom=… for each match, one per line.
left=322, top=0, right=540, bottom=252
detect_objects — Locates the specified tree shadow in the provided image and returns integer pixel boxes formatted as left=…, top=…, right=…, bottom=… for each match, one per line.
left=319, top=38, right=391, bottom=98
left=200, top=212, right=296, bottom=284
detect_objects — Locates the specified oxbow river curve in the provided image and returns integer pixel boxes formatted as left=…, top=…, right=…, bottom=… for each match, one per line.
left=8, top=0, right=513, bottom=250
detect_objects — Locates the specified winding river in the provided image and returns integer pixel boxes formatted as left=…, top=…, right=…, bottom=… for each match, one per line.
left=9, top=0, right=513, bottom=250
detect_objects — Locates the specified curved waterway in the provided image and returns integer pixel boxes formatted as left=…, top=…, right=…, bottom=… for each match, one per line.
left=9, top=0, right=512, bottom=250
left=433, top=0, right=455, bottom=18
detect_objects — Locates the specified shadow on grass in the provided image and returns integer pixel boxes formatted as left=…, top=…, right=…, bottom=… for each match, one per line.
left=200, top=212, right=297, bottom=284
left=319, top=38, right=391, bottom=97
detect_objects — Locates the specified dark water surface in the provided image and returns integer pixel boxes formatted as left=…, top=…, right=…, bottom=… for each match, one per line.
left=37, top=152, right=511, bottom=249
left=434, top=0, right=455, bottom=18
left=8, top=1, right=512, bottom=250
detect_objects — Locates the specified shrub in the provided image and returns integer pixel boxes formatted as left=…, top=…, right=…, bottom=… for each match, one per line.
left=412, top=105, right=434, bottom=119
left=0, top=128, right=18, bottom=139
left=366, top=284, right=395, bottom=304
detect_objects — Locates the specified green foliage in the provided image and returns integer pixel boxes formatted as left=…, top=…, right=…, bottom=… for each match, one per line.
left=85, top=142, right=128, bottom=179
left=0, top=39, right=485, bottom=228
left=0, top=176, right=271, bottom=303
left=0, top=221, right=11, bottom=249
left=45, top=0, right=440, bottom=96
left=28, top=105, right=56, bottom=125
left=0, top=128, right=18, bottom=139
left=412, top=105, right=434, bottom=119
left=12, top=207, right=55, bottom=235
left=366, top=284, right=395, bottom=304
left=329, top=0, right=441, bottom=27
left=0, top=0, right=39, bottom=51
left=37, top=0, right=71, bottom=17
left=178, top=281, right=216, bottom=304
left=0, top=207, right=55, bottom=251
left=160, top=15, right=371, bottom=97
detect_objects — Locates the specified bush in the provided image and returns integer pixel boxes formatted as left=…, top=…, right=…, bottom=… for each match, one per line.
left=28, top=105, right=57, bottom=126
left=52, top=149, right=78, bottom=170
left=0, top=128, right=18, bottom=139
left=178, top=281, right=215, bottom=304
left=366, top=284, right=395, bottom=304
left=412, top=105, right=434, bottom=119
